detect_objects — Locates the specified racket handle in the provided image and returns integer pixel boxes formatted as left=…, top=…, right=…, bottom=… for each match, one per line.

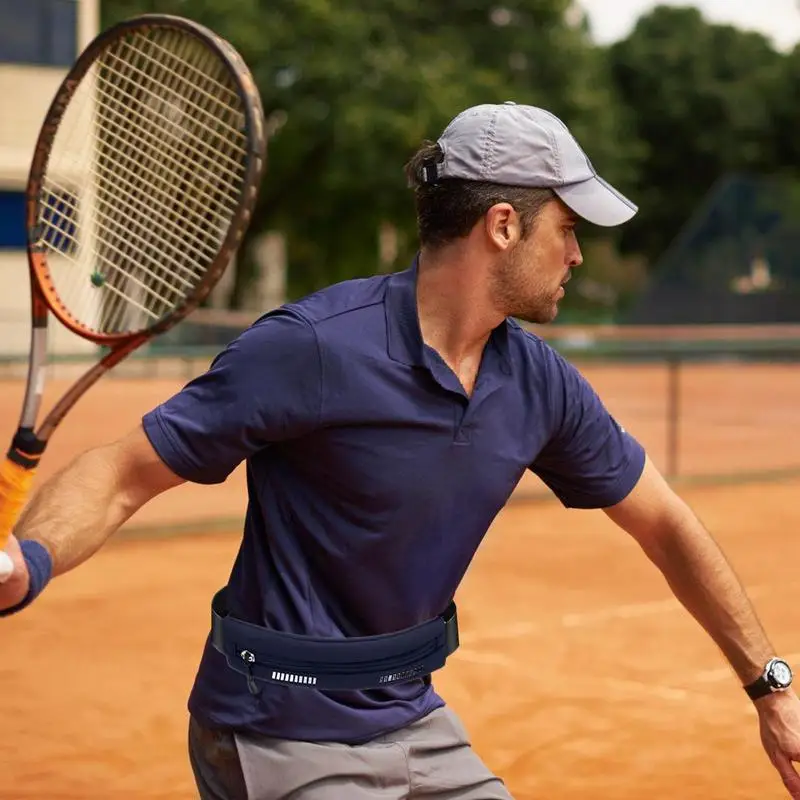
left=0, top=431, right=45, bottom=551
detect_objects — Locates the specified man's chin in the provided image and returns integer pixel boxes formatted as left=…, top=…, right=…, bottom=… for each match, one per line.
left=512, top=306, right=559, bottom=325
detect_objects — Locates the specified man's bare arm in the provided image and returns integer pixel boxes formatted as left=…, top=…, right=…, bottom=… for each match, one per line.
left=604, top=456, right=800, bottom=797
left=13, top=423, right=184, bottom=576
left=604, top=456, right=772, bottom=684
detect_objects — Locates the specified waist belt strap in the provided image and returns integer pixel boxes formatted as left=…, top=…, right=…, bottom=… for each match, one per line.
left=210, top=587, right=460, bottom=693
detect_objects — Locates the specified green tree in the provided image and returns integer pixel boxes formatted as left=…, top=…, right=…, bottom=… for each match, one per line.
left=607, top=5, right=786, bottom=262
left=771, top=43, right=800, bottom=186
left=101, top=0, right=635, bottom=308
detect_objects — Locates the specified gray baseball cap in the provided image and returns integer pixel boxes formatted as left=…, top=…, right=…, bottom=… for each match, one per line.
left=421, top=102, right=637, bottom=227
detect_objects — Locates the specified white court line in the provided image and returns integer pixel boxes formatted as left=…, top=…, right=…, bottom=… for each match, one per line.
left=456, top=580, right=800, bottom=715
left=459, top=621, right=542, bottom=645
left=453, top=643, right=800, bottom=714
left=692, top=652, right=800, bottom=684
left=452, top=650, right=516, bottom=668
left=603, top=678, right=692, bottom=703
left=561, top=597, right=681, bottom=628
left=453, top=648, right=702, bottom=704
left=461, top=580, right=800, bottom=647
left=451, top=649, right=775, bottom=711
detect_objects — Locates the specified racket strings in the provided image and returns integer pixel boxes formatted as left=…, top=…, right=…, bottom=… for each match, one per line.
left=37, top=26, right=251, bottom=335
left=101, top=46, right=247, bottom=178
left=39, top=163, right=203, bottom=294
left=39, top=187, right=186, bottom=311
left=94, top=54, right=247, bottom=195
left=86, top=68, right=242, bottom=268
left=96, top=30, right=246, bottom=332
left=45, top=132, right=216, bottom=284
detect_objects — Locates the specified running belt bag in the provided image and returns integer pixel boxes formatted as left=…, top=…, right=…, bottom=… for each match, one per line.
left=210, top=586, right=460, bottom=693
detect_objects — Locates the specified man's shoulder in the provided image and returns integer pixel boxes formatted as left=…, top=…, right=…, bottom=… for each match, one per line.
left=233, top=271, right=398, bottom=360
left=506, top=318, right=560, bottom=365
left=283, top=273, right=392, bottom=328
left=508, top=321, right=601, bottom=402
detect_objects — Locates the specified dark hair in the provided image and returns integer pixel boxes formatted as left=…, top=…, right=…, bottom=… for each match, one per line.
left=404, top=140, right=554, bottom=249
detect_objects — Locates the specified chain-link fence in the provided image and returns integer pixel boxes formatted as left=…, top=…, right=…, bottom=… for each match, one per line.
left=625, top=173, right=800, bottom=325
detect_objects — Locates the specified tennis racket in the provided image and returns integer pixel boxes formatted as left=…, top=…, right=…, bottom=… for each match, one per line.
left=0, top=14, right=266, bottom=554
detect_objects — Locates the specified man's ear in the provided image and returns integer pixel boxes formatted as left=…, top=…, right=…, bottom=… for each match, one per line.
left=483, top=203, right=521, bottom=252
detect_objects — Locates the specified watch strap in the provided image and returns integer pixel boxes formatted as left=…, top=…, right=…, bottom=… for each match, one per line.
left=744, top=675, right=775, bottom=701
left=744, top=658, right=793, bottom=701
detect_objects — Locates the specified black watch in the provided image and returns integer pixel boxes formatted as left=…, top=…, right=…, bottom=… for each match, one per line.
left=744, top=657, right=793, bottom=701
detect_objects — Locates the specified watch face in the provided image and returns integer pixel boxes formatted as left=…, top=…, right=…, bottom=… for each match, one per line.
left=770, top=661, right=793, bottom=688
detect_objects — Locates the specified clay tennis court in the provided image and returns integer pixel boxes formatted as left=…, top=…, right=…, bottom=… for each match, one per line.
left=2, top=358, right=800, bottom=799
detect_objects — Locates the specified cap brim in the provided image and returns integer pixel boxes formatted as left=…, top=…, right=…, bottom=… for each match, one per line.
left=554, top=176, right=638, bottom=227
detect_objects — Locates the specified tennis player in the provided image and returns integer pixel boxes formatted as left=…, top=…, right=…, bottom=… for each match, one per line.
left=3, top=103, right=800, bottom=799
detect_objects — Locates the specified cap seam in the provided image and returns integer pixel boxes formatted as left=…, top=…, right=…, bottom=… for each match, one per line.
left=543, top=124, right=563, bottom=183
left=480, top=108, right=500, bottom=181
left=583, top=151, right=598, bottom=178
left=596, top=175, right=638, bottom=210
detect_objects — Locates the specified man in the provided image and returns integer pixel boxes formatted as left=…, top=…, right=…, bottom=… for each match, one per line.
left=2, top=102, right=800, bottom=799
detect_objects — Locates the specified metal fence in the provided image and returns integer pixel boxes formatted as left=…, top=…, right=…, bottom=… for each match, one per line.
left=563, top=342, right=799, bottom=480
left=516, top=326, right=800, bottom=495
left=625, top=173, right=800, bottom=325
left=2, top=324, right=799, bottom=490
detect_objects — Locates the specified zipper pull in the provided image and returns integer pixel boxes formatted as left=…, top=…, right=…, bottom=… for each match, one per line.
left=240, top=649, right=260, bottom=696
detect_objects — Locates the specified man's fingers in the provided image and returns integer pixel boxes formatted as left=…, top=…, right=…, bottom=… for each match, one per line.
left=772, top=750, right=800, bottom=798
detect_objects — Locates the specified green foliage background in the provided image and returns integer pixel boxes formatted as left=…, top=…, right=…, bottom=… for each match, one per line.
left=101, top=1, right=800, bottom=320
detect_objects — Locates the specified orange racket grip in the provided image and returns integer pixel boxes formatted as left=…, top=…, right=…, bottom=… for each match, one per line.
left=0, top=457, right=37, bottom=551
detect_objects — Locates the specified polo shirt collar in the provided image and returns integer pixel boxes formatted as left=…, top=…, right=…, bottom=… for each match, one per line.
left=385, top=255, right=512, bottom=373
left=385, top=256, right=426, bottom=367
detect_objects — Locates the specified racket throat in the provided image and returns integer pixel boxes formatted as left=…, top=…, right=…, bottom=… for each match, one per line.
left=19, top=324, right=49, bottom=432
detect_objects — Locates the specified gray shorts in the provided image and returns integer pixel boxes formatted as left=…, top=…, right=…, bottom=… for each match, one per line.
left=188, top=707, right=513, bottom=799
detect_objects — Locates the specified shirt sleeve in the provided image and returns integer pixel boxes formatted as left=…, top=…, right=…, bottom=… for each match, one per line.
left=530, top=345, right=646, bottom=509
left=141, top=308, right=323, bottom=485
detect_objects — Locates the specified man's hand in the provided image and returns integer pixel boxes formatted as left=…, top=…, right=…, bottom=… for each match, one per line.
left=0, top=535, right=30, bottom=612
left=758, top=691, right=800, bottom=798
left=0, top=425, right=183, bottom=618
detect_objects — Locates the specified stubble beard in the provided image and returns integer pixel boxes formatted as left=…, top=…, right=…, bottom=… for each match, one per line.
left=491, top=245, right=559, bottom=325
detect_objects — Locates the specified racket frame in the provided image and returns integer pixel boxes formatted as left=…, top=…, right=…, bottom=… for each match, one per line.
left=17, top=13, right=266, bottom=444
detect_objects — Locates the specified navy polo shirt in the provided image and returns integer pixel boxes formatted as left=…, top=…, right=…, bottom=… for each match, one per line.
left=142, top=259, right=645, bottom=744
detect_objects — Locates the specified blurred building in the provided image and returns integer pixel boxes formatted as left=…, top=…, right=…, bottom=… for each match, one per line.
left=0, top=0, right=98, bottom=357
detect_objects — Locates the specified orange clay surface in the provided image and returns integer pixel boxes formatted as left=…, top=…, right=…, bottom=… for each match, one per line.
left=1, top=362, right=799, bottom=799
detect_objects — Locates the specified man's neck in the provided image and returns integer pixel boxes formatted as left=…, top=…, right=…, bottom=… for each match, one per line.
left=415, top=249, right=504, bottom=392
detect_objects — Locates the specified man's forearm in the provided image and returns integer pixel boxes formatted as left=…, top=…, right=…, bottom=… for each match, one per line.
left=14, top=442, right=140, bottom=576
left=641, top=514, right=775, bottom=686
